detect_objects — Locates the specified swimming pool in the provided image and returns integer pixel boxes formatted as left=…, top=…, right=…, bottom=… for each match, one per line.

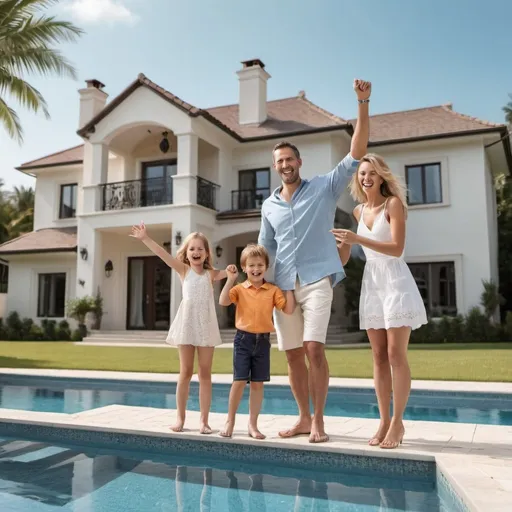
left=0, top=436, right=459, bottom=511
left=0, top=375, right=510, bottom=426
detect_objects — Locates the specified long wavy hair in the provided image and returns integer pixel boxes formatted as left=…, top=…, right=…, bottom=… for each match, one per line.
left=176, top=232, right=214, bottom=270
left=349, top=153, right=408, bottom=215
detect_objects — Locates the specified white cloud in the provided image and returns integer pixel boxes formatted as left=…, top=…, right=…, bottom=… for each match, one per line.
left=63, top=0, right=138, bottom=25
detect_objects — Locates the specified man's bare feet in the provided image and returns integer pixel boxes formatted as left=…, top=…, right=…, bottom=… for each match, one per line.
left=369, top=421, right=390, bottom=446
left=309, top=418, right=329, bottom=443
left=380, top=421, right=404, bottom=449
left=170, top=419, right=185, bottom=432
left=220, top=421, right=234, bottom=438
left=200, top=423, right=213, bottom=435
left=278, top=418, right=311, bottom=438
left=248, top=425, right=265, bottom=440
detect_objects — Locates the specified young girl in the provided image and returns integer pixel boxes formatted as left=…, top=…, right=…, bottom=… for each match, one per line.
left=130, top=222, right=236, bottom=434
left=331, top=154, right=427, bottom=449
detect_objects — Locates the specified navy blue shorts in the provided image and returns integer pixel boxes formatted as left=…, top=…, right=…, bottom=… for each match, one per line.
left=233, top=330, right=271, bottom=382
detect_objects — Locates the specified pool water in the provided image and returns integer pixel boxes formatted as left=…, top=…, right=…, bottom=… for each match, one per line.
left=0, top=437, right=446, bottom=511
left=0, top=377, right=511, bottom=426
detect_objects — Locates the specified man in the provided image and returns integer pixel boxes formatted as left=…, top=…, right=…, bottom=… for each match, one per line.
left=258, top=79, right=371, bottom=443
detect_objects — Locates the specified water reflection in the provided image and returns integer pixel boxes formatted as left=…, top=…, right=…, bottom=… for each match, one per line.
left=0, top=438, right=441, bottom=511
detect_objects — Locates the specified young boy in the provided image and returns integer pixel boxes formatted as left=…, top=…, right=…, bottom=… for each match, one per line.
left=218, top=243, right=295, bottom=439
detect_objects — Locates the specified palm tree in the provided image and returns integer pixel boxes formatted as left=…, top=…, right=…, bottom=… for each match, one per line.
left=8, top=185, right=34, bottom=237
left=504, top=94, right=512, bottom=125
left=0, top=0, right=83, bottom=142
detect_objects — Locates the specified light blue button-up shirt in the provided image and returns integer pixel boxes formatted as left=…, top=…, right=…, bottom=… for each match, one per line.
left=258, top=153, right=359, bottom=291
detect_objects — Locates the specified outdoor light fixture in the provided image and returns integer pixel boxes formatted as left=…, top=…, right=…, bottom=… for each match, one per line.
left=78, top=279, right=85, bottom=287
left=175, top=231, right=182, bottom=246
left=104, top=260, right=113, bottom=278
left=159, top=131, right=170, bottom=153
left=216, top=245, right=223, bottom=258
left=79, top=247, right=88, bottom=260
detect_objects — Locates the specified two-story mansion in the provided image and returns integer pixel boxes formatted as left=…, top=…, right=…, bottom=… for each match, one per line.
left=0, top=59, right=510, bottom=333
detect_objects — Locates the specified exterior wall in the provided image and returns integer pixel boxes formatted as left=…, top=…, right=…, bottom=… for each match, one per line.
left=375, top=137, right=493, bottom=315
left=4, top=253, right=77, bottom=325
left=0, top=294, right=6, bottom=319
left=33, top=167, right=82, bottom=230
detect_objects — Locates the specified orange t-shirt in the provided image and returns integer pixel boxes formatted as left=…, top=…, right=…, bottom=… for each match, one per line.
left=229, top=281, right=286, bottom=334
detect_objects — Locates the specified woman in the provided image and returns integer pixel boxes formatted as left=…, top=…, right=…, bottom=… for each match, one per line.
left=332, top=154, right=427, bottom=449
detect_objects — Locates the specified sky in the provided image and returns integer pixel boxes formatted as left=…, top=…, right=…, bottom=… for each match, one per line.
left=1, top=0, right=511, bottom=189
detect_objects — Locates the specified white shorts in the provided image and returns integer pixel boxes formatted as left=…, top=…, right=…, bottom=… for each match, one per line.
left=273, top=277, right=333, bottom=351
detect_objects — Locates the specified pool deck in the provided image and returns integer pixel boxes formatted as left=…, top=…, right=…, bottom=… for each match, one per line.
left=0, top=369, right=511, bottom=511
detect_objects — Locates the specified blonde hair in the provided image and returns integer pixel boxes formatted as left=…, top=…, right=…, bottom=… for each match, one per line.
left=349, top=153, right=408, bottom=214
left=176, top=232, right=213, bottom=270
left=240, top=244, right=269, bottom=269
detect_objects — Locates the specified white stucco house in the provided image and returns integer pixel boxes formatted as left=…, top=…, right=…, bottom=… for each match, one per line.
left=0, top=58, right=510, bottom=336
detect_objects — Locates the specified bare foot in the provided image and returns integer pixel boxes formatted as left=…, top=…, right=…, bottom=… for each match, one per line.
left=369, top=421, right=390, bottom=446
left=200, top=423, right=213, bottom=435
left=380, top=421, right=405, bottom=449
left=170, top=419, right=185, bottom=432
left=220, top=421, right=234, bottom=438
left=248, top=425, right=266, bottom=440
left=278, top=418, right=311, bottom=438
left=309, top=418, right=329, bottom=443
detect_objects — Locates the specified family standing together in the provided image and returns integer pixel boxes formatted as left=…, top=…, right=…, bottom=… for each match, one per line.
left=130, top=79, right=427, bottom=450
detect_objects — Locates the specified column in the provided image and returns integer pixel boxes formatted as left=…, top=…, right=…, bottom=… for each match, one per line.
left=169, top=221, right=192, bottom=321
left=172, top=133, right=198, bottom=205
left=76, top=220, right=102, bottom=299
left=218, top=150, right=233, bottom=211
left=82, top=142, right=108, bottom=213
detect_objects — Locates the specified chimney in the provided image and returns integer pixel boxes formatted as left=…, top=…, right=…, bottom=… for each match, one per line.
left=78, top=79, right=108, bottom=129
left=236, top=59, right=270, bottom=125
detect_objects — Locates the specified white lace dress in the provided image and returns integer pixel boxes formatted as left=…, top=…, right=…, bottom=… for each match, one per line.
left=166, top=268, right=222, bottom=347
left=358, top=203, right=428, bottom=331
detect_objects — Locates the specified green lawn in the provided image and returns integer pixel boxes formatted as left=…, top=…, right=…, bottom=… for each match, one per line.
left=0, top=342, right=510, bottom=382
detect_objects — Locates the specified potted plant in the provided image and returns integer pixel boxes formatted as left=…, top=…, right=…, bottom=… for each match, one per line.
left=66, top=296, right=94, bottom=339
left=91, top=287, right=104, bottom=330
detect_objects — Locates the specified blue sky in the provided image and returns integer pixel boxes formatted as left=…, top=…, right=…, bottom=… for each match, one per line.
left=1, top=0, right=511, bottom=188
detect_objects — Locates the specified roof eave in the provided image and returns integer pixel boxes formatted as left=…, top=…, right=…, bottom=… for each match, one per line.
left=369, top=127, right=506, bottom=148
left=15, top=160, right=84, bottom=172
left=0, top=248, right=77, bottom=257
left=239, top=123, right=353, bottom=143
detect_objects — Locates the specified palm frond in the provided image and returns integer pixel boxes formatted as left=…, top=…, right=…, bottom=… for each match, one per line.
left=0, top=72, right=49, bottom=117
left=0, top=96, right=23, bottom=142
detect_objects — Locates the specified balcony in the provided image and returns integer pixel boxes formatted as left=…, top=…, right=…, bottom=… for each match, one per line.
left=99, top=176, right=220, bottom=212
left=197, top=176, right=220, bottom=211
left=217, top=188, right=270, bottom=220
left=101, top=176, right=173, bottom=211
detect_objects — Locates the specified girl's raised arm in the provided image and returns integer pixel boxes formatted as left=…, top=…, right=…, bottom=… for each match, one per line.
left=130, top=222, right=188, bottom=277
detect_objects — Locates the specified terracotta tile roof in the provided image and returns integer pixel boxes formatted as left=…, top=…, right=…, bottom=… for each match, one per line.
left=206, top=95, right=348, bottom=139
left=18, top=145, right=84, bottom=170
left=352, top=104, right=506, bottom=145
left=18, top=74, right=508, bottom=170
left=0, top=228, right=77, bottom=255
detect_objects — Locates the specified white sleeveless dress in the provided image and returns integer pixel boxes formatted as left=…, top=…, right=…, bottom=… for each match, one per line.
left=357, top=203, right=428, bottom=331
left=166, top=269, right=222, bottom=347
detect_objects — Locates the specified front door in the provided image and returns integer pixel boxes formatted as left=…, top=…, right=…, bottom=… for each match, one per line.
left=127, top=256, right=171, bottom=330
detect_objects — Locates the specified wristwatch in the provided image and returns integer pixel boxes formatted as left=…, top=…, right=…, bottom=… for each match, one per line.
left=358, top=99, right=370, bottom=104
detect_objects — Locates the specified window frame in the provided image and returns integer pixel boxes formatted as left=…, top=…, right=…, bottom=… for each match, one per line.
left=59, top=183, right=78, bottom=219
left=405, top=162, right=443, bottom=206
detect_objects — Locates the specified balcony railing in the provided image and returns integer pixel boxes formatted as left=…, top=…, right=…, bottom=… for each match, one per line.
left=231, top=188, right=270, bottom=211
left=197, top=177, right=220, bottom=211
left=101, top=177, right=173, bottom=211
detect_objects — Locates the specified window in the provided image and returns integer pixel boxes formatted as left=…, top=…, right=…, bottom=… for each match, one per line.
left=408, top=262, right=456, bottom=317
left=405, top=163, right=442, bottom=205
left=235, top=168, right=270, bottom=210
left=59, top=184, right=77, bottom=218
left=38, top=273, right=66, bottom=317
left=0, top=263, right=7, bottom=293
left=141, top=160, right=176, bottom=206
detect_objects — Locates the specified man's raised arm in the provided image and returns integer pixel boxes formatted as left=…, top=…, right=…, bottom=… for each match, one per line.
left=329, top=79, right=371, bottom=197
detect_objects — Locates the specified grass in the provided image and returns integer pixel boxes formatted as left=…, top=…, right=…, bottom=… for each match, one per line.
left=0, top=342, right=510, bottom=382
